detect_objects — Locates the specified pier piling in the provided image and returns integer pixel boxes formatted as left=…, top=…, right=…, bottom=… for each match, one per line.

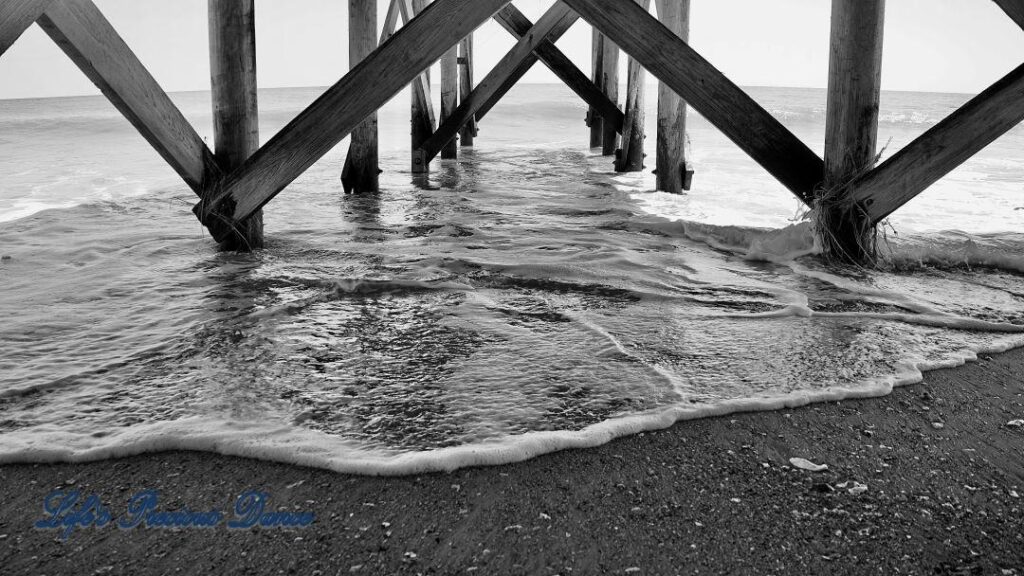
left=440, top=41, right=459, bottom=159
left=208, top=0, right=263, bottom=250
left=821, top=0, right=885, bottom=263
left=409, top=0, right=435, bottom=174
left=342, top=0, right=380, bottom=194
left=654, top=0, right=692, bottom=193
left=615, top=0, right=650, bottom=173
left=599, top=35, right=621, bottom=156
left=588, top=31, right=605, bottom=149
left=458, top=35, right=477, bottom=147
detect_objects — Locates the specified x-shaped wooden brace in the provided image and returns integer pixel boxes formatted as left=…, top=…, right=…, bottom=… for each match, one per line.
left=413, top=3, right=625, bottom=169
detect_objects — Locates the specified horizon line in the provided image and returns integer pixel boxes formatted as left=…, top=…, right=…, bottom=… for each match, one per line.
left=0, top=82, right=978, bottom=103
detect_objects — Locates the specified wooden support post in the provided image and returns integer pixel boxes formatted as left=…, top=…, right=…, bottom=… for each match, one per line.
left=37, top=0, right=221, bottom=196
left=821, top=0, right=885, bottom=262
left=416, top=2, right=579, bottom=165
left=458, top=35, right=476, bottom=147
left=0, top=0, right=51, bottom=57
left=440, top=42, right=459, bottom=159
left=654, top=0, right=692, bottom=193
left=599, top=35, right=621, bottom=156
left=562, top=0, right=823, bottom=203
left=851, top=62, right=1024, bottom=223
left=340, top=0, right=396, bottom=185
left=490, top=5, right=622, bottom=132
left=208, top=0, right=263, bottom=250
left=342, top=0, right=380, bottom=194
left=409, top=0, right=434, bottom=173
left=615, top=0, right=650, bottom=173
left=588, top=30, right=605, bottom=148
left=195, top=0, right=511, bottom=241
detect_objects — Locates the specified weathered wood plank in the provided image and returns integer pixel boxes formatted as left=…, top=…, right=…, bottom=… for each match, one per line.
left=196, top=0, right=511, bottom=238
left=342, top=0, right=380, bottom=193
left=599, top=33, right=620, bottom=156
left=654, top=0, right=692, bottom=193
left=416, top=2, right=579, bottom=164
left=824, top=0, right=885, bottom=185
left=564, top=0, right=823, bottom=203
left=38, top=0, right=219, bottom=195
left=0, top=0, right=50, bottom=58
left=209, top=0, right=263, bottom=250
left=588, top=30, right=605, bottom=148
left=993, top=0, right=1024, bottom=30
left=440, top=43, right=459, bottom=159
left=615, top=0, right=650, bottom=173
left=491, top=5, right=622, bottom=133
left=210, top=0, right=260, bottom=171
left=457, top=35, right=476, bottom=146
left=851, top=62, right=1024, bottom=223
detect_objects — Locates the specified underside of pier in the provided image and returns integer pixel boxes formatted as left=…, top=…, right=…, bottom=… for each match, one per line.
left=2, top=0, right=1022, bottom=264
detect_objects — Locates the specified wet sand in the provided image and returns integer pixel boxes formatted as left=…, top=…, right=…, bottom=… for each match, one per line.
left=1, top=349, right=1022, bottom=575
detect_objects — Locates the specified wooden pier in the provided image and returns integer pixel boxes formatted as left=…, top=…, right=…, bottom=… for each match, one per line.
left=3, top=0, right=1023, bottom=262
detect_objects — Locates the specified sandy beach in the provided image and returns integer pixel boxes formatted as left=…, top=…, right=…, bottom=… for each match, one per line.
left=1, top=348, right=1021, bottom=575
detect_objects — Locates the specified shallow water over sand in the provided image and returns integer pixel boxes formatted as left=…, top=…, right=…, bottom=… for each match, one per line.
left=1, top=86, right=1022, bottom=473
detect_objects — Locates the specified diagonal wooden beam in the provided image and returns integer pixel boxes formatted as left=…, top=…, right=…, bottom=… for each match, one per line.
left=850, top=62, right=1024, bottom=224
left=993, top=0, right=1024, bottom=30
left=380, top=0, right=401, bottom=44
left=415, top=2, right=579, bottom=165
left=37, top=0, right=220, bottom=195
left=563, top=0, right=823, bottom=204
left=196, top=0, right=511, bottom=241
left=490, top=5, right=623, bottom=132
left=0, top=0, right=52, bottom=58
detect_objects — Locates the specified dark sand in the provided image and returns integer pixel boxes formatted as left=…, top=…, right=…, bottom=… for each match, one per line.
left=2, top=349, right=1023, bottom=575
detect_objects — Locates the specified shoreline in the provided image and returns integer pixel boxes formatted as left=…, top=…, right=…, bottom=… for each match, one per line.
left=2, top=348, right=1022, bottom=575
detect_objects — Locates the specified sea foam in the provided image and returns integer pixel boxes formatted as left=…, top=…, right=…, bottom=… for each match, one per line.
left=1, top=86, right=1023, bottom=475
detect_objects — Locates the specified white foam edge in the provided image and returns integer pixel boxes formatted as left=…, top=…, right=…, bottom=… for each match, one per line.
left=2, top=334, right=1022, bottom=476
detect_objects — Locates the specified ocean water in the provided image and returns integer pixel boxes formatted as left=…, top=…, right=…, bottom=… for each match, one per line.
left=1, top=84, right=1022, bottom=474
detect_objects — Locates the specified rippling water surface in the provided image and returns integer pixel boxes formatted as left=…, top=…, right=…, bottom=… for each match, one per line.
left=1, top=85, right=1022, bottom=473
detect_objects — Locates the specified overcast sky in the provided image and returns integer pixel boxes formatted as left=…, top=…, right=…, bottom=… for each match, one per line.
left=1, top=0, right=1022, bottom=100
